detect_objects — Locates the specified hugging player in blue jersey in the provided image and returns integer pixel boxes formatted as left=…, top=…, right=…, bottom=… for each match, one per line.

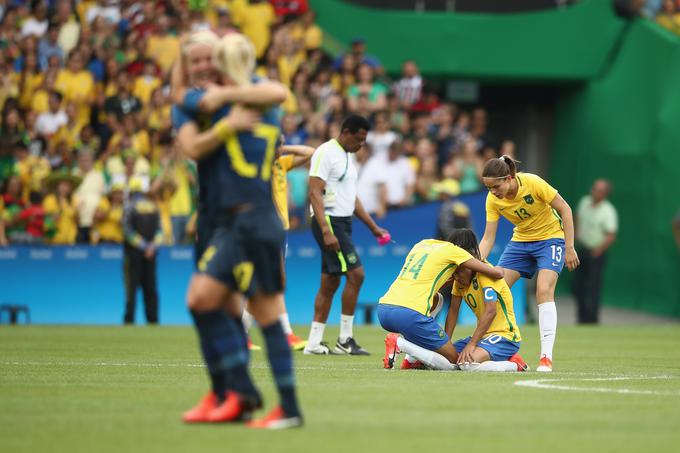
left=172, top=32, right=302, bottom=429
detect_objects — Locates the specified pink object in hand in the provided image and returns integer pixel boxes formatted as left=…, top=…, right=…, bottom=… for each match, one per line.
left=377, top=233, right=391, bottom=246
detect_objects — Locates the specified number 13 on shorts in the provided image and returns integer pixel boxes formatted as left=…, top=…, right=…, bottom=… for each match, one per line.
left=550, top=244, right=563, bottom=266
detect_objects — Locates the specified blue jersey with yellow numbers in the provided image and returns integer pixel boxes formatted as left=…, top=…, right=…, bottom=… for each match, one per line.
left=171, top=84, right=281, bottom=213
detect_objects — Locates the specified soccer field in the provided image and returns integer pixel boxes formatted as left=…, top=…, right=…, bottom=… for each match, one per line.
left=1, top=325, right=679, bottom=453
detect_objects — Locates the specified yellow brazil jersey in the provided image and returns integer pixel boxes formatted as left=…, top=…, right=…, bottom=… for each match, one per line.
left=272, top=155, right=294, bottom=230
left=94, top=197, right=124, bottom=243
left=486, top=172, right=564, bottom=242
left=453, top=271, right=521, bottom=342
left=380, top=239, right=473, bottom=315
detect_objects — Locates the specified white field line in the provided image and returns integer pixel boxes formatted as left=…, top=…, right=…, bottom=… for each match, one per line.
left=514, top=375, right=680, bottom=396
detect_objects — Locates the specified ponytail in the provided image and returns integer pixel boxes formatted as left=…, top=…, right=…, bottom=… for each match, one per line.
left=482, top=155, right=518, bottom=179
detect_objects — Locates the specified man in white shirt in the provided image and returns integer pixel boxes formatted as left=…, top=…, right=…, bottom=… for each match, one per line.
left=35, top=91, right=67, bottom=137
left=383, top=141, right=415, bottom=208
left=365, top=112, right=398, bottom=159
left=304, top=115, right=389, bottom=355
left=357, top=153, right=387, bottom=218
left=572, top=179, right=618, bottom=324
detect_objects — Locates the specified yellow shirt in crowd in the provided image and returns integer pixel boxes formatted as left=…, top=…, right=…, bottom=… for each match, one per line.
left=485, top=172, right=564, bottom=242
left=43, top=194, right=78, bottom=244
left=380, top=239, right=473, bottom=315
left=94, top=197, right=123, bottom=243
left=146, top=34, right=180, bottom=74
left=231, top=0, right=275, bottom=58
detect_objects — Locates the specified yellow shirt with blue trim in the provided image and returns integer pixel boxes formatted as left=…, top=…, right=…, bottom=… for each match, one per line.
left=485, top=172, right=563, bottom=242
left=453, top=271, right=521, bottom=342
left=272, top=155, right=294, bottom=230
left=380, top=239, right=473, bottom=315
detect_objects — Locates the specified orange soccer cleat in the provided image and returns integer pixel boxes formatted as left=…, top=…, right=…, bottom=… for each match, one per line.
left=182, top=392, right=219, bottom=423
left=287, top=333, right=308, bottom=351
left=508, top=353, right=529, bottom=372
left=247, top=406, right=303, bottom=430
left=383, top=333, right=401, bottom=369
left=207, top=391, right=261, bottom=423
left=536, top=355, right=553, bottom=373
left=400, top=358, right=425, bottom=370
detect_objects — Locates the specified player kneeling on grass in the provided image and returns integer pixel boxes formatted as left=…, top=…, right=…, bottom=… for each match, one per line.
left=382, top=229, right=528, bottom=372
left=379, top=228, right=504, bottom=370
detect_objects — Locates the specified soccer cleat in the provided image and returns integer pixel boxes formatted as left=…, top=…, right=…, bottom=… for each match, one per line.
left=383, top=333, right=401, bottom=369
left=400, top=358, right=425, bottom=370
left=287, top=333, right=308, bottom=351
left=248, top=338, right=262, bottom=351
left=182, top=392, right=219, bottom=423
left=508, top=353, right=529, bottom=372
left=536, top=355, right=553, bottom=372
left=207, top=391, right=262, bottom=423
left=247, top=406, right=303, bottom=430
left=303, top=341, right=333, bottom=355
left=334, top=337, right=370, bottom=356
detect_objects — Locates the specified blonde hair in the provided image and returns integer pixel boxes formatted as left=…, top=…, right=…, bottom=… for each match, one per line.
left=181, top=30, right=219, bottom=58
left=213, top=34, right=256, bottom=86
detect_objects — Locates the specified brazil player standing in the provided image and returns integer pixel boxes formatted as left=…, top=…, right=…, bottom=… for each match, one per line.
left=174, top=34, right=302, bottom=429
left=478, top=156, right=580, bottom=372
left=379, top=229, right=504, bottom=370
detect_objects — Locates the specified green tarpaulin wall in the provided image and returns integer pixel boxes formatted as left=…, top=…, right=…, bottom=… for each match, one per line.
left=310, top=0, right=680, bottom=316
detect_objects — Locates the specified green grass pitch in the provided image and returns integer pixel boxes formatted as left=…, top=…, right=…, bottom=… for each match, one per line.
left=1, top=325, right=679, bottom=453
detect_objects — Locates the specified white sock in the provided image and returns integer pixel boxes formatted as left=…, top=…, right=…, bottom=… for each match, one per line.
left=339, top=314, right=354, bottom=342
left=279, top=312, right=293, bottom=335
left=471, top=361, right=518, bottom=372
left=538, top=301, right=557, bottom=360
left=242, top=309, right=255, bottom=333
left=396, top=337, right=455, bottom=371
left=307, top=321, right=325, bottom=347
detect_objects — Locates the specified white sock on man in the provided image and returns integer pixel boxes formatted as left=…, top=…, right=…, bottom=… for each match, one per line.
left=242, top=309, right=255, bottom=332
left=396, top=337, right=455, bottom=371
left=307, top=321, right=325, bottom=347
left=469, top=361, right=518, bottom=372
left=339, top=314, right=354, bottom=342
left=538, top=301, right=557, bottom=360
left=279, top=312, right=293, bottom=335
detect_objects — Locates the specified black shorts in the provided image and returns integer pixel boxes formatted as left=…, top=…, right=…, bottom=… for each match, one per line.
left=311, top=215, right=362, bottom=276
left=196, top=206, right=285, bottom=297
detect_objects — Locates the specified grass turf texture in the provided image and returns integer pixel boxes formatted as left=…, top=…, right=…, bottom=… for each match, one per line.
left=1, top=325, right=679, bottom=453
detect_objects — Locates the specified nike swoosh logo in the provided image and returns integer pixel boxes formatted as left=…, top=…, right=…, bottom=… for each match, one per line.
left=499, top=207, right=506, bottom=211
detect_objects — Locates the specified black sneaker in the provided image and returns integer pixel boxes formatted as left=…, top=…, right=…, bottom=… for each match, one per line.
left=334, top=337, right=370, bottom=355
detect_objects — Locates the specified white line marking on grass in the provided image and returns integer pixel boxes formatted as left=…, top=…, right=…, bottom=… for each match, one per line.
left=515, top=375, right=680, bottom=396
left=0, top=361, right=377, bottom=372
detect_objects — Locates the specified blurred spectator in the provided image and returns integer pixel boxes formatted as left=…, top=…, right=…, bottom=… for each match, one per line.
left=271, top=0, right=310, bottom=19
left=393, top=60, right=422, bottom=108
left=145, top=15, right=179, bottom=76
left=38, top=24, right=64, bottom=70
left=334, top=37, right=381, bottom=72
left=122, top=176, right=161, bottom=325
left=656, top=0, right=680, bottom=34
left=104, top=71, right=142, bottom=119
left=92, top=182, right=125, bottom=244
left=0, top=196, right=6, bottom=246
left=15, top=191, right=47, bottom=244
left=347, top=63, right=387, bottom=114
left=232, top=0, right=276, bottom=59
left=35, top=91, right=67, bottom=137
left=55, top=0, right=81, bottom=56
left=2, top=175, right=25, bottom=241
left=73, top=149, right=106, bottom=243
left=436, top=195, right=472, bottom=240
left=365, top=111, right=398, bottom=159
left=20, top=1, right=48, bottom=38
left=55, top=50, right=95, bottom=126
left=383, top=141, right=416, bottom=209
left=42, top=170, right=81, bottom=245
left=449, top=138, right=483, bottom=194
left=290, top=10, right=322, bottom=51
left=214, top=6, right=238, bottom=36
left=572, top=179, right=618, bottom=324
left=86, top=0, right=122, bottom=26
left=357, top=150, right=388, bottom=218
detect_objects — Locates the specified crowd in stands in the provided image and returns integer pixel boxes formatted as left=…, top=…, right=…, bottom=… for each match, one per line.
left=0, top=0, right=513, bottom=246
left=645, top=0, right=680, bottom=34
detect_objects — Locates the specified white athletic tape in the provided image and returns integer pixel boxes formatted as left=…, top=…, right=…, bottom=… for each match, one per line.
left=514, top=375, right=680, bottom=396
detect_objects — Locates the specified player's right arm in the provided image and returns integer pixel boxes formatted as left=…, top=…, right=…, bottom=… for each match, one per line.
left=197, top=82, right=288, bottom=113
left=308, top=176, right=340, bottom=252
left=176, top=105, right=260, bottom=161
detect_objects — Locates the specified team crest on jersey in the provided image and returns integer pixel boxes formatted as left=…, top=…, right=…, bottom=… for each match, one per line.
left=523, top=194, right=535, bottom=205
left=347, top=253, right=358, bottom=264
left=438, top=328, right=445, bottom=338
left=472, top=278, right=479, bottom=290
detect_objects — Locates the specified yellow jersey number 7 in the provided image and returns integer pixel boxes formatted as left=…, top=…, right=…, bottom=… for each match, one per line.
left=224, top=123, right=279, bottom=181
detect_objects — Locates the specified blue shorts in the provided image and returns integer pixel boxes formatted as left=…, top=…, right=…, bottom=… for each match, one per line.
left=454, top=335, right=520, bottom=361
left=498, top=238, right=565, bottom=279
left=377, top=304, right=449, bottom=351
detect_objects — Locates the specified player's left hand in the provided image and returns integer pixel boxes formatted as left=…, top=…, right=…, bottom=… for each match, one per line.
left=565, top=246, right=580, bottom=271
left=457, top=344, right=476, bottom=365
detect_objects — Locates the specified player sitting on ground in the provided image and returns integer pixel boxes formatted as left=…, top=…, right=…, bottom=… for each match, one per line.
left=383, top=229, right=528, bottom=372
left=379, top=228, right=504, bottom=371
